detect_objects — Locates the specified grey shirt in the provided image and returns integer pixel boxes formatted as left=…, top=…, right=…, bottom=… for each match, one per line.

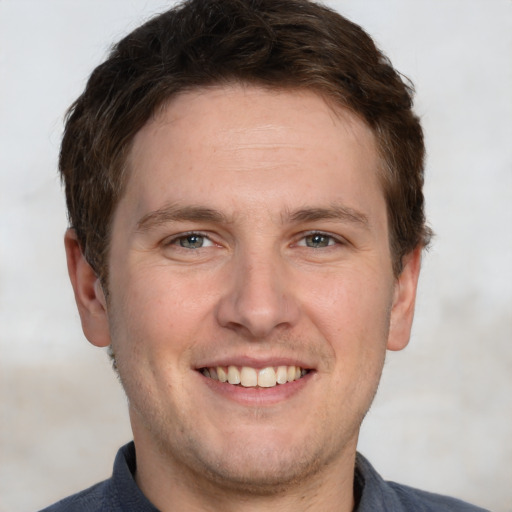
left=40, top=442, right=489, bottom=511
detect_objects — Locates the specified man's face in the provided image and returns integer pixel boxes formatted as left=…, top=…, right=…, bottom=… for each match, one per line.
left=84, top=85, right=418, bottom=491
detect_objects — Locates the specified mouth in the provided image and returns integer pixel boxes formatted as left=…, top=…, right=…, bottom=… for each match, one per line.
left=199, top=365, right=310, bottom=388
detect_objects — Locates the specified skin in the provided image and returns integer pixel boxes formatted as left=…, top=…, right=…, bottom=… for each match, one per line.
left=66, top=85, right=421, bottom=512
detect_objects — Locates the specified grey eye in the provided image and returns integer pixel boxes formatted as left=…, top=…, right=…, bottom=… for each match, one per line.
left=179, top=234, right=205, bottom=249
left=304, top=234, right=332, bottom=248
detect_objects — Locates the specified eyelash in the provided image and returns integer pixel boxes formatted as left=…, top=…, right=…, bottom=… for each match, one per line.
left=164, top=230, right=344, bottom=250
left=165, top=231, right=214, bottom=249
left=295, top=231, right=344, bottom=249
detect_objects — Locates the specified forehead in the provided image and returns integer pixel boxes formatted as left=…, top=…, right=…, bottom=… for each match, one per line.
left=140, top=85, right=375, bottom=156
left=119, top=84, right=384, bottom=226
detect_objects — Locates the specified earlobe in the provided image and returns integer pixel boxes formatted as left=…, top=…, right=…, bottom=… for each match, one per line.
left=387, top=247, right=422, bottom=352
left=64, top=228, right=111, bottom=347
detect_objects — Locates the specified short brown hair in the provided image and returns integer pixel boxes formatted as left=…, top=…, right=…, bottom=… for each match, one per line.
left=60, top=0, right=431, bottom=281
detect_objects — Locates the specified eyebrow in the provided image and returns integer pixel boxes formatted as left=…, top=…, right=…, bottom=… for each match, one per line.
left=136, top=202, right=370, bottom=233
left=136, top=204, right=229, bottom=233
left=285, top=204, right=369, bottom=227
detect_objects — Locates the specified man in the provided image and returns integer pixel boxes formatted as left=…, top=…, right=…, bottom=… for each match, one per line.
left=41, top=0, right=488, bottom=510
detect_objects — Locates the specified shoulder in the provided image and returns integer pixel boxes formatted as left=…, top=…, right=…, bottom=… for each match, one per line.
left=38, top=479, right=109, bottom=512
left=37, top=442, right=156, bottom=512
left=355, top=453, right=490, bottom=512
left=387, top=481, right=491, bottom=512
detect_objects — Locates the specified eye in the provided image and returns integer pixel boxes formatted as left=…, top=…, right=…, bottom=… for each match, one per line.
left=297, top=232, right=338, bottom=248
left=171, top=233, right=214, bottom=249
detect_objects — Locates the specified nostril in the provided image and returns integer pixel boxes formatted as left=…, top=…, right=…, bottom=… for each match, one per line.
left=214, top=263, right=300, bottom=338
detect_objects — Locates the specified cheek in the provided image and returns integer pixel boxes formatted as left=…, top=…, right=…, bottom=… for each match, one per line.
left=297, top=265, right=394, bottom=393
left=301, top=265, right=394, bottom=338
left=108, top=267, right=219, bottom=360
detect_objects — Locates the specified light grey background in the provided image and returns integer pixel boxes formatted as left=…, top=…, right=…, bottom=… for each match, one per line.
left=1, top=1, right=511, bottom=511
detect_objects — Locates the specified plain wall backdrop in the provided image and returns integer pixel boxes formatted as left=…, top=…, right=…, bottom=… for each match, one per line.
left=0, top=1, right=511, bottom=511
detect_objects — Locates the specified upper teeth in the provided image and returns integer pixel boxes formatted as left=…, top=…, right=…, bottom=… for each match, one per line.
left=201, top=365, right=307, bottom=388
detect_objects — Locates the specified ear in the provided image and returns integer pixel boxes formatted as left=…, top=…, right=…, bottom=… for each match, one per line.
left=387, top=247, right=422, bottom=351
left=64, top=228, right=111, bottom=347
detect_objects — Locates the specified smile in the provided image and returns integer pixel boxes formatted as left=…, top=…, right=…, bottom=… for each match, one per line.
left=200, top=365, right=309, bottom=388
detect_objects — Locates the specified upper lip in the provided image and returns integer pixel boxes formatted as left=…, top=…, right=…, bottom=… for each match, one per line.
left=194, top=355, right=315, bottom=370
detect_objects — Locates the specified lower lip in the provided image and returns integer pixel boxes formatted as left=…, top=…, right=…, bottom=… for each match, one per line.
left=198, top=371, right=314, bottom=406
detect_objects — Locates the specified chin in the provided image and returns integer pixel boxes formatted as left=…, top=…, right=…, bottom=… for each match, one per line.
left=174, top=425, right=349, bottom=496
left=192, top=445, right=323, bottom=495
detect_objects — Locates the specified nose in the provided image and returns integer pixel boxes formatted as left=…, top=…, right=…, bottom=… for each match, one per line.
left=215, top=248, right=300, bottom=340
